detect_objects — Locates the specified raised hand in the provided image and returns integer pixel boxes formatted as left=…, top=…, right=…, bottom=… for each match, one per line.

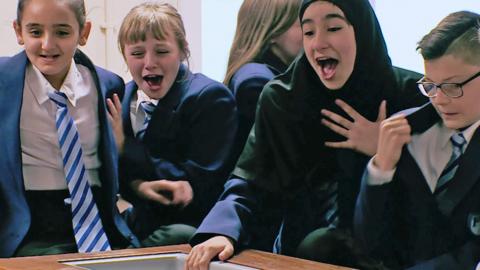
left=130, top=179, right=193, bottom=207
left=106, top=94, right=125, bottom=153
left=374, top=114, right=411, bottom=171
left=321, top=99, right=387, bottom=156
left=185, top=236, right=235, bottom=270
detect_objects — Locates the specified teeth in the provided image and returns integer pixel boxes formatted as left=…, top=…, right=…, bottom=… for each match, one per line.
left=317, top=58, right=338, bottom=67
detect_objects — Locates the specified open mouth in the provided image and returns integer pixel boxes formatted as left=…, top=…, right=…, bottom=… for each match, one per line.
left=317, top=58, right=338, bottom=80
left=40, top=54, right=60, bottom=60
left=143, top=74, right=163, bottom=87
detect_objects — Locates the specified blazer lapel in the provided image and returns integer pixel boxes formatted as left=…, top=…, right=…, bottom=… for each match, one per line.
left=405, top=102, right=440, bottom=134
left=396, top=147, right=435, bottom=200
left=122, top=82, right=137, bottom=137
left=74, top=50, right=119, bottom=195
left=396, top=102, right=443, bottom=209
left=437, top=127, right=480, bottom=216
left=0, top=52, right=28, bottom=190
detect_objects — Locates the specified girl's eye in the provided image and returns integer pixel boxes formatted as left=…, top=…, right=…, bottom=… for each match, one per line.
left=156, top=50, right=169, bottom=54
left=303, top=30, right=314, bottom=37
left=328, top=26, right=342, bottom=32
left=56, top=30, right=70, bottom=37
left=29, top=30, right=41, bottom=37
left=131, top=51, right=144, bottom=57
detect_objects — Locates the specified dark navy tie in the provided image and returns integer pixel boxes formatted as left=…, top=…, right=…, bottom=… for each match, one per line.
left=435, top=132, right=466, bottom=194
left=136, top=101, right=156, bottom=140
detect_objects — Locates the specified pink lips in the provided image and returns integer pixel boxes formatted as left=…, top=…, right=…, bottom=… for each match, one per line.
left=440, top=112, right=459, bottom=119
left=39, top=54, right=60, bottom=63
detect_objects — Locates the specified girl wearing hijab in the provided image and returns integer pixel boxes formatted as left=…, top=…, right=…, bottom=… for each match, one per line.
left=225, top=0, right=302, bottom=159
left=186, top=0, right=427, bottom=269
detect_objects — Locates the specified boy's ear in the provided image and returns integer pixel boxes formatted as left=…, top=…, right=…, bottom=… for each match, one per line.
left=13, top=20, right=24, bottom=45
left=79, top=21, right=92, bottom=46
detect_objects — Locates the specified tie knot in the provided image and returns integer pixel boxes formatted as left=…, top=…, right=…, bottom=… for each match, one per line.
left=140, top=101, right=156, bottom=116
left=451, top=132, right=466, bottom=152
left=47, top=91, right=68, bottom=107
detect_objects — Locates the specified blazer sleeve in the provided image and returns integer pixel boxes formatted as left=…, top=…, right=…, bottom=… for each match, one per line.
left=354, top=170, right=395, bottom=256
left=190, top=178, right=257, bottom=248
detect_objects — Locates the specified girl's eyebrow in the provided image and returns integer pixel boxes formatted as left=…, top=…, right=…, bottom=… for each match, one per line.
left=53, top=24, right=73, bottom=28
left=25, top=23, right=73, bottom=28
left=325, top=13, right=348, bottom=21
left=25, top=23, right=41, bottom=28
left=301, top=12, right=348, bottom=26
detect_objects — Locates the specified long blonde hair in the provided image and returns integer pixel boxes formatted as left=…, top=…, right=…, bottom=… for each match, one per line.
left=224, top=0, right=301, bottom=85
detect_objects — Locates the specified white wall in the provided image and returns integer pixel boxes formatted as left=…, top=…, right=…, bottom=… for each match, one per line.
left=178, top=0, right=202, bottom=74
left=0, top=2, right=21, bottom=57
left=374, top=0, right=479, bottom=73
left=201, top=0, right=243, bottom=82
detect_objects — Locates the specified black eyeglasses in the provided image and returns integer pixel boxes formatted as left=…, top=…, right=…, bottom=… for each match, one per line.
left=416, top=70, right=480, bottom=98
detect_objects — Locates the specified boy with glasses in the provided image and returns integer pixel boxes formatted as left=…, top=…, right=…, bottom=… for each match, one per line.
left=354, top=11, right=480, bottom=270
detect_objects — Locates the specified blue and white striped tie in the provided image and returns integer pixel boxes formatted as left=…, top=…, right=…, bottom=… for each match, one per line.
left=48, top=91, right=111, bottom=253
left=136, top=101, right=156, bottom=140
left=435, top=132, right=466, bottom=194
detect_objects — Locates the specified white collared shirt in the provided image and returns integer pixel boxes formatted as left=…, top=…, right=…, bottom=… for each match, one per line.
left=21, top=62, right=101, bottom=190
left=367, top=119, right=480, bottom=193
left=129, top=89, right=159, bottom=134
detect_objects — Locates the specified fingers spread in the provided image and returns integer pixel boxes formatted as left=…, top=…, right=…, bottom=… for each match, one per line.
left=335, top=99, right=362, bottom=120
left=321, top=118, right=349, bottom=138
left=324, top=140, right=354, bottom=150
left=321, top=109, right=353, bottom=130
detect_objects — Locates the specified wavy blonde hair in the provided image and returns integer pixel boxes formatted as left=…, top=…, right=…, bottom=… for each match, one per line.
left=224, top=0, right=301, bottom=85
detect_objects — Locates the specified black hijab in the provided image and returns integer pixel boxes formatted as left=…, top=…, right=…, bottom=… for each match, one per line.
left=295, top=0, right=395, bottom=124
left=234, top=0, right=403, bottom=196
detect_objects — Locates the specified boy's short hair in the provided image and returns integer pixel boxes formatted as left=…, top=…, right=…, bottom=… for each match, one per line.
left=417, top=11, right=480, bottom=65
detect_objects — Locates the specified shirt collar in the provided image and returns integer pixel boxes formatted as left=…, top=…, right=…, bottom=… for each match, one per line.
left=437, top=123, right=456, bottom=150
left=29, top=61, right=81, bottom=107
left=135, top=89, right=159, bottom=112
left=439, top=119, right=480, bottom=149
left=459, top=119, right=480, bottom=143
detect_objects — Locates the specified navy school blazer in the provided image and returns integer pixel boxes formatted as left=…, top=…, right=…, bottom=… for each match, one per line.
left=0, top=50, right=140, bottom=257
left=355, top=103, right=480, bottom=269
left=119, top=64, right=238, bottom=237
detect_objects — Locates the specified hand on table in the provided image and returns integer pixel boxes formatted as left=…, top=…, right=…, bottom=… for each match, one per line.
left=185, top=236, right=235, bottom=270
